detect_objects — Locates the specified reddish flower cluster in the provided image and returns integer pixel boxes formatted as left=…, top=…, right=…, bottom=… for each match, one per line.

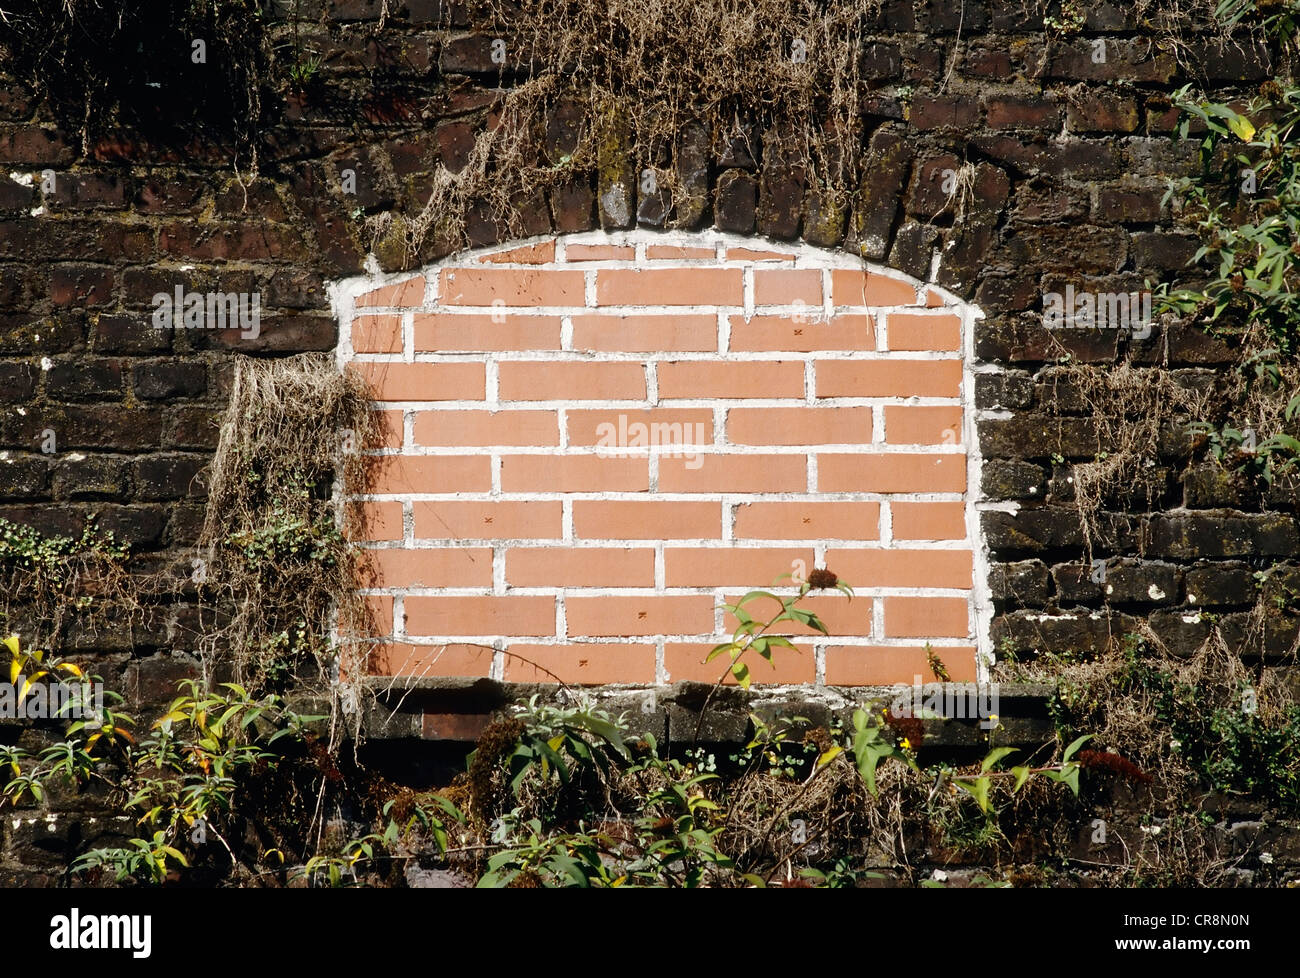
left=1075, top=750, right=1153, bottom=785
left=807, top=568, right=839, bottom=590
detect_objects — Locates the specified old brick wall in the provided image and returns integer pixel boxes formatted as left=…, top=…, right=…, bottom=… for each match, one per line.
left=341, top=231, right=981, bottom=686
left=0, top=1, right=1292, bottom=691
left=1, top=0, right=1298, bottom=878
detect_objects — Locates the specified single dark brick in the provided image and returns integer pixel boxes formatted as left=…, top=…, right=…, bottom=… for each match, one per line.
left=1145, top=514, right=1255, bottom=560
left=860, top=43, right=902, bottom=80
left=165, top=503, right=207, bottom=548
left=50, top=455, right=130, bottom=499
left=1219, top=610, right=1300, bottom=660
left=1053, top=560, right=1180, bottom=605
left=265, top=269, right=328, bottom=309
left=974, top=316, right=1120, bottom=363
left=47, top=172, right=128, bottom=210
left=990, top=560, right=1051, bottom=604
left=0, top=455, right=47, bottom=498
left=906, top=153, right=961, bottom=218
left=982, top=507, right=1085, bottom=553
left=975, top=371, right=1034, bottom=410
left=1146, top=610, right=1213, bottom=658
left=49, top=265, right=115, bottom=306
left=979, top=417, right=1100, bottom=458
left=133, top=359, right=208, bottom=399
left=0, top=126, right=76, bottom=165
left=757, top=131, right=805, bottom=241
left=1094, top=185, right=1165, bottom=224
left=0, top=179, right=36, bottom=213
left=45, top=359, right=124, bottom=401
left=1130, top=231, right=1199, bottom=272
left=849, top=126, right=911, bottom=260
left=1183, top=464, right=1258, bottom=509
left=1046, top=39, right=1177, bottom=83
left=133, top=454, right=208, bottom=500
left=984, top=97, right=1061, bottom=130
left=121, top=652, right=202, bottom=707
left=1184, top=564, right=1258, bottom=607
left=974, top=273, right=1041, bottom=310
left=0, top=312, right=83, bottom=355
left=1066, top=95, right=1140, bottom=134
left=715, top=169, right=758, bottom=234
left=158, top=222, right=307, bottom=262
left=992, top=610, right=1135, bottom=658
left=92, top=314, right=171, bottom=354
left=86, top=503, right=166, bottom=548
left=887, top=220, right=937, bottom=282
left=133, top=173, right=208, bottom=214
left=908, top=95, right=980, bottom=130
left=164, top=406, right=222, bottom=450
left=0, top=361, right=37, bottom=402
left=57, top=405, right=166, bottom=450
left=981, top=459, right=1048, bottom=500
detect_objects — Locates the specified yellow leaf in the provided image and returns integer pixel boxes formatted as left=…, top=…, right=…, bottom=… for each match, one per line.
left=56, top=662, right=83, bottom=677
left=2, top=635, right=18, bottom=656
left=816, top=746, right=844, bottom=770
left=8, top=658, right=18, bottom=685
left=1228, top=114, right=1255, bottom=141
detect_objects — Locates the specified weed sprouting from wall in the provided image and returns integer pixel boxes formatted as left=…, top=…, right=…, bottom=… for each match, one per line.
left=373, top=0, right=882, bottom=264
left=0, top=518, right=139, bottom=656
left=1045, top=357, right=1207, bottom=560
left=194, top=353, right=378, bottom=713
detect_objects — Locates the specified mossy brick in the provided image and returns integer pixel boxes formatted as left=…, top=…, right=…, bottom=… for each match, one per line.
left=989, top=559, right=1051, bottom=605
left=981, top=459, right=1048, bottom=500
left=1184, top=564, right=1259, bottom=608
left=50, top=455, right=130, bottom=499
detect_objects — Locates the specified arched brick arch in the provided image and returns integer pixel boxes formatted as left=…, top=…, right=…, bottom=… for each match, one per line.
left=333, top=230, right=991, bottom=687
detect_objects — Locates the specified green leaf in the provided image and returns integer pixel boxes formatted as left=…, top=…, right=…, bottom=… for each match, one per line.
left=980, top=746, right=1017, bottom=773
left=1062, top=733, right=1093, bottom=762
left=731, top=661, right=751, bottom=690
left=1010, top=766, right=1032, bottom=793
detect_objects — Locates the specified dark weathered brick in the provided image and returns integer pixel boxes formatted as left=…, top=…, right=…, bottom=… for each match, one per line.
left=50, top=455, right=130, bottom=499
left=134, top=454, right=209, bottom=500
left=45, top=358, right=124, bottom=401
left=133, top=359, right=208, bottom=399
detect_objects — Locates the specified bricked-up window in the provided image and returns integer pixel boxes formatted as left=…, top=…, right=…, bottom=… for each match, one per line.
left=335, top=232, right=988, bottom=687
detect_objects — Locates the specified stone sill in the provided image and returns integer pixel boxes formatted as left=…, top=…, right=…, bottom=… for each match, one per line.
left=344, top=677, right=1058, bottom=752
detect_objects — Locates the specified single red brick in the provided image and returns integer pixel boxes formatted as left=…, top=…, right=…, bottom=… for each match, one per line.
left=596, top=268, right=743, bottom=306
left=504, top=644, right=656, bottom=684
left=815, top=359, right=961, bottom=398
left=413, top=500, right=562, bottom=540
left=438, top=267, right=585, bottom=305
left=571, top=314, right=717, bottom=353
left=732, top=501, right=880, bottom=541
left=413, top=313, right=562, bottom=351
left=405, top=595, right=557, bottom=636
left=566, top=595, right=715, bottom=636
left=353, top=362, right=485, bottom=401
left=883, top=597, right=970, bottom=638
left=356, top=276, right=425, bottom=307
left=824, top=645, right=977, bottom=684
left=818, top=453, right=966, bottom=492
